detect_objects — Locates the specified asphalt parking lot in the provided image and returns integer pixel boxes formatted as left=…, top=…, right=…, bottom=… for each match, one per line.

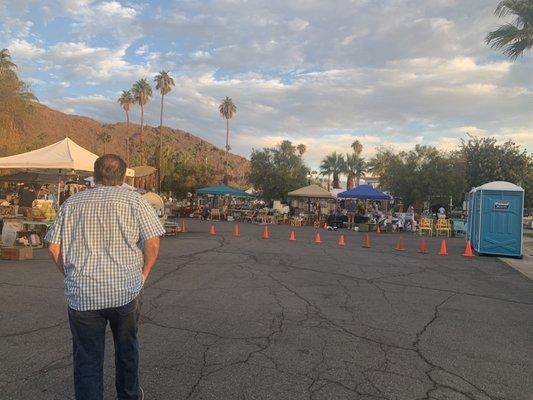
left=1, top=219, right=532, bottom=399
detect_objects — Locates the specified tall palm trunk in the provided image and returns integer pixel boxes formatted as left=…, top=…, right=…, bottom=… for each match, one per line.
left=347, top=174, right=354, bottom=189
left=139, top=106, right=144, bottom=164
left=159, top=93, right=164, bottom=192
left=224, top=118, right=229, bottom=184
left=333, top=173, right=340, bottom=189
left=125, top=110, right=130, bottom=164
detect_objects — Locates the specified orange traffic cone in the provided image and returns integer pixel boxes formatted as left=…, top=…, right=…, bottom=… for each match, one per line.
left=338, top=234, right=346, bottom=246
left=233, top=224, right=240, bottom=237
left=323, top=222, right=328, bottom=229
left=314, top=232, right=322, bottom=244
left=362, top=234, right=371, bottom=248
left=289, top=230, right=296, bottom=241
left=395, top=236, right=405, bottom=251
left=209, top=225, right=216, bottom=235
left=418, top=238, right=428, bottom=254
left=463, top=241, right=474, bottom=257
left=262, top=226, right=270, bottom=239
left=376, top=225, right=381, bottom=234
left=181, top=220, right=187, bottom=233
left=438, top=239, right=448, bottom=256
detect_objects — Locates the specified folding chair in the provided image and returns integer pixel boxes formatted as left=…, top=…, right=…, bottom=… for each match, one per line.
left=435, top=218, right=452, bottom=237
left=418, top=218, right=433, bottom=236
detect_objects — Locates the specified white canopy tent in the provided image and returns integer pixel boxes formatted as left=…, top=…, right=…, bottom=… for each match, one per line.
left=0, top=137, right=134, bottom=176
left=0, top=138, right=134, bottom=206
left=288, top=184, right=335, bottom=199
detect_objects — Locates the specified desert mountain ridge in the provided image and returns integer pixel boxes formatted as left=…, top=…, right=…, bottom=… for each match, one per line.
left=2, top=103, right=250, bottom=186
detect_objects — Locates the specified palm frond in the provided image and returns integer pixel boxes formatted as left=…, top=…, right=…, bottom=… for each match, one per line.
left=219, top=96, right=237, bottom=119
left=487, top=0, right=533, bottom=58
left=154, top=70, right=175, bottom=96
left=132, top=79, right=152, bottom=106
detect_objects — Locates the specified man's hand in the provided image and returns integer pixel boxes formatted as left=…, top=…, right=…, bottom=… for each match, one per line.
left=48, top=243, right=65, bottom=276
left=142, top=236, right=160, bottom=283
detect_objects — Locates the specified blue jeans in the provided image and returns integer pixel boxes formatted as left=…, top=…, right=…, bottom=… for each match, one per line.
left=68, top=295, right=142, bottom=400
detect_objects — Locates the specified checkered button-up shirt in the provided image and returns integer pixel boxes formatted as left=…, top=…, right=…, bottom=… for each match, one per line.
left=45, top=185, right=165, bottom=311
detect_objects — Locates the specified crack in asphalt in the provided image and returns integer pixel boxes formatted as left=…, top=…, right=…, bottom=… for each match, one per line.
left=0, top=321, right=66, bottom=339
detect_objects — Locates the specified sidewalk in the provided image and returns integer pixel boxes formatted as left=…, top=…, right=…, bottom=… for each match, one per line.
left=499, top=236, right=533, bottom=280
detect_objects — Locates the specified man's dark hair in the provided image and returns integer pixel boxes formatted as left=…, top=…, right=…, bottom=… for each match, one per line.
left=94, top=154, right=127, bottom=186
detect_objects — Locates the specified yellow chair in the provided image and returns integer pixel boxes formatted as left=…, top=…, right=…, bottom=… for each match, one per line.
left=435, top=218, right=452, bottom=237
left=419, top=218, right=433, bottom=236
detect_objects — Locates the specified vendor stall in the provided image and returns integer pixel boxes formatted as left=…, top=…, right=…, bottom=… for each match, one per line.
left=0, top=137, right=134, bottom=202
left=338, top=185, right=393, bottom=231
left=0, top=138, right=134, bottom=256
left=196, top=184, right=254, bottom=221
left=287, top=184, right=336, bottom=227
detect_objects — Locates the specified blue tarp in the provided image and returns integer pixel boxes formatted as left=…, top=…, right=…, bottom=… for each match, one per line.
left=196, top=184, right=253, bottom=197
left=338, top=184, right=391, bottom=200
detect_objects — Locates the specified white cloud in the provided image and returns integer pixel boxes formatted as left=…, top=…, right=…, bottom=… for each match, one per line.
left=0, top=0, right=531, bottom=168
left=68, top=1, right=141, bottom=43
left=190, top=51, right=212, bottom=60
left=43, top=41, right=153, bottom=82
left=7, top=39, right=44, bottom=59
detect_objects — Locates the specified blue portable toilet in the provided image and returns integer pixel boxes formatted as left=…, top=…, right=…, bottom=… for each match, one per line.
left=468, top=181, right=524, bottom=257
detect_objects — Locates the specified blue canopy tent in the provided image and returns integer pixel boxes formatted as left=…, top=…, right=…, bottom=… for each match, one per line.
left=196, top=184, right=253, bottom=198
left=338, top=185, right=391, bottom=200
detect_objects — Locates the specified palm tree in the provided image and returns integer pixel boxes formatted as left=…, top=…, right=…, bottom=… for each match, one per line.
left=345, top=153, right=367, bottom=189
left=0, top=49, right=17, bottom=76
left=319, top=158, right=333, bottom=190
left=118, top=90, right=134, bottom=161
left=486, top=0, right=533, bottom=59
left=131, top=79, right=152, bottom=164
left=97, top=131, right=112, bottom=154
left=351, top=139, right=363, bottom=156
left=154, top=70, right=175, bottom=191
left=218, top=96, right=237, bottom=184
left=320, top=152, right=345, bottom=189
left=297, top=144, right=307, bottom=156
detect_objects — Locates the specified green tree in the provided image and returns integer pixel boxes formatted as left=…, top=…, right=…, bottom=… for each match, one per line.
left=131, top=78, right=152, bottom=164
left=97, top=131, right=112, bottom=153
left=154, top=70, right=175, bottom=191
left=118, top=90, right=134, bottom=162
left=296, top=143, right=307, bottom=156
left=486, top=0, right=533, bottom=59
left=372, top=138, right=532, bottom=209
left=320, top=152, right=345, bottom=189
left=345, top=153, right=366, bottom=189
left=374, top=145, right=466, bottom=208
left=460, top=134, right=532, bottom=207
left=248, top=140, right=310, bottom=202
left=368, top=147, right=398, bottom=189
left=219, top=96, right=237, bottom=184
left=0, top=49, right=37, bottom=155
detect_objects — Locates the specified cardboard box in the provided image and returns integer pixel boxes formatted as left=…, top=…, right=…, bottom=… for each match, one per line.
left=358, top=223, right=369, bottom=232
left=1, top=246, right=33, bottom=260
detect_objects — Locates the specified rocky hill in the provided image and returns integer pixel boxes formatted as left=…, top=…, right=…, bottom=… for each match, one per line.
left=3, top=103, right=250, bottom=186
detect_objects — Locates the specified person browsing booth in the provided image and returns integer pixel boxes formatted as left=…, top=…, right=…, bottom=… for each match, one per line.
left=46, top=154, right=165, bottom=400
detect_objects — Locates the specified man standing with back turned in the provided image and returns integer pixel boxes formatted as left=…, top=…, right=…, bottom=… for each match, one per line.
left=46, top=154, right=165, bottom=400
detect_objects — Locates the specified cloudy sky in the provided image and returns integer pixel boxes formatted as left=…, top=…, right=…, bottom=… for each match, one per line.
left=1, top=0, right=532, bottom=168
